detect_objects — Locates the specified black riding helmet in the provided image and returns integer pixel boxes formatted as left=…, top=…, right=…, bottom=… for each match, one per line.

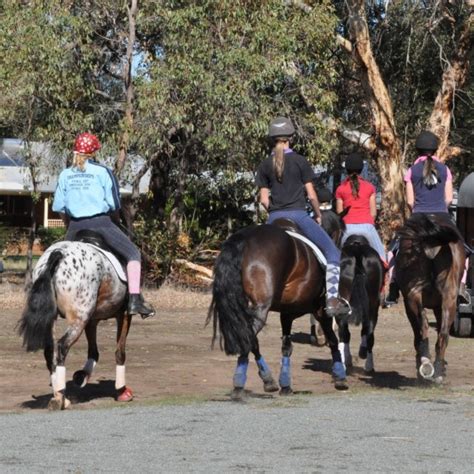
left=316, top=187, right=333, bottom=204
left=268, top=116, right=295, bottom=138
left=415, top=130, right=439, bottom=152
left=345, top=152, right=364, bottom=173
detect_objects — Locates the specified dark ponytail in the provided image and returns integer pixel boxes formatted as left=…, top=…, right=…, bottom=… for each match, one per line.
left=422, top=151, right=439, bottom=188
left=272, top=139, right=286, bottom=183
left=349, top=172, right=360, bottom=198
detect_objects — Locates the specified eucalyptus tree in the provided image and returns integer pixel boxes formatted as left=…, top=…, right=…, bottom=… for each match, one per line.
left=135, top=0, right=340, bottom=230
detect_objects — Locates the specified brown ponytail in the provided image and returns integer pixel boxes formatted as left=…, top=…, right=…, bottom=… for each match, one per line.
left=422, top=152, right=439, bottom=188
left=349, top=172, right=360, bottom=198
left=72, top=153, right=88, bottom=171
left=272, top=139, right=286, bottom=183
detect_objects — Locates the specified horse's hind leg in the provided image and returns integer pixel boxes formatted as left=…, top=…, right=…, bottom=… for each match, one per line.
left=252, top=338, right=278, bottom=393
left=73, top=320, right=99, bottom=388
left=115, top=313, right=133, bottom=402
left=337, top=321, right=353, bottom=369
left=50, top=316, right=88, bottom=410
left=279, top=313, right=294, bottom=395
left=405, top=300, right=433, bottom=381
left=433, top=301, right=454, bottom=384
left=319, top=315, right=348, bottom=390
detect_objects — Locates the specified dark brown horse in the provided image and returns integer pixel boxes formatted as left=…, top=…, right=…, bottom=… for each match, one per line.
left=208, top=218, right=348, bottom=400
left=395, top=214, right=465, bottom=383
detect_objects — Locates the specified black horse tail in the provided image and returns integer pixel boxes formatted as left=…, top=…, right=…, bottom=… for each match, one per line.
left=346, top=255, right=369, bottom=327
left=207, top=229, right=256, bottom=356
left=19, top=250, right=63, bottom=352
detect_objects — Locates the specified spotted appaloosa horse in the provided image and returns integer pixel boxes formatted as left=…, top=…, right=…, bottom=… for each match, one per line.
left=19, top=240, right=134, bottom=410
left=207, top=218, right=349, bottom=400
left=395, top=214, right=465, bottom=383
left=337, top=234, right=386, bottom=373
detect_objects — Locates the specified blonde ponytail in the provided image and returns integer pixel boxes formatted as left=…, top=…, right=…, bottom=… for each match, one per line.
left=272, top=140, right=286, bottom=183
left=72, top=153, right=88, bottom=171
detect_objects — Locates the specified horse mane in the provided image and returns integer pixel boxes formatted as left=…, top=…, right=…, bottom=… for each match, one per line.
left=397, top=214, right=460, bottom=247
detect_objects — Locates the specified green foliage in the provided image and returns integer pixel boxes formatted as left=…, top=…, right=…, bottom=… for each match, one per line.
left=37, top=226, right=66, bottom=249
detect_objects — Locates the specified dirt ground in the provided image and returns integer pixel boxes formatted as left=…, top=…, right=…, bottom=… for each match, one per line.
left=1, top=282, right=473, bottom=413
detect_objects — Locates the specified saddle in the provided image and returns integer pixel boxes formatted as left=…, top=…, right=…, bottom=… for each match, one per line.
left=73, top=230, right=127, bottom=282
left=272, top=218, right=327, bottom=267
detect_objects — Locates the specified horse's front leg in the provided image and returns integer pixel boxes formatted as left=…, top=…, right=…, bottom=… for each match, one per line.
left=319, top=313, right=348, bottom=390
left=310, top=313, right=327, bottom=346
left=279, top=313, right=294, bottom=395
left=49, top=317, right=87, bottom=410
left=115, top=312, right=133, bottom=402
left=73, top=320, right=99, bottom=388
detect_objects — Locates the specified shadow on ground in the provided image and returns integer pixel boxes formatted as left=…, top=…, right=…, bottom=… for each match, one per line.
left=20, top=379, right=117, bottom=409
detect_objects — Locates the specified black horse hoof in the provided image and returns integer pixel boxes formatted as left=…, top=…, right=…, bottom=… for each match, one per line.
left=263, top=381, right=279, bottom=393
left=279, top=386, right=293, bottom=396
left=72, top=370, right=89, bottom=388
left=334, top=379, right=349, bottom=391
left=231, top=387, right=245, bottom=401
left=358, top=346, right=368, bottom=359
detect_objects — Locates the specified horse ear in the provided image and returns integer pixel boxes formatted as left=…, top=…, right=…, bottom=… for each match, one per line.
left=339, top=206, right=350, bottom=219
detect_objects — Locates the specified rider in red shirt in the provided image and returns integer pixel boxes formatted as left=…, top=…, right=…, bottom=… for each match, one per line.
left=335, top=153, right=386, bottom=265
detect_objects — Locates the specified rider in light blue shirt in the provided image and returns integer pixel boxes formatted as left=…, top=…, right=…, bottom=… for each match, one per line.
left=52, top=132, right=155, bottom=318
left=52, top=160, right=121, bottom=219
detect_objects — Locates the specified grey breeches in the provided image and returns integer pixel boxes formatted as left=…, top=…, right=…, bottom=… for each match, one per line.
left=65, top=215, right=141, bottom=262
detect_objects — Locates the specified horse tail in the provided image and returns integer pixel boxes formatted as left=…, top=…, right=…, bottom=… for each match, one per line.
left=207, top=229, right=256, bottom=356
left=347, top=254, right=369, bottom=326
left=19, top=250, right=63, bottom=352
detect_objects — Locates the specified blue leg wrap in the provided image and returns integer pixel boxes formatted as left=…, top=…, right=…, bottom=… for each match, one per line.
left=233, top=357, right=249, bottom=388
left=256, top=356, right=271, bottom=379
left=279, top=356, right=291, bottom=388
left=332, top=361, right=346, bottom=381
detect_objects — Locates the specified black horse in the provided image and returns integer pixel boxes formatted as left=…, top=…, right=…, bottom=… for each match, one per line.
left=395, top=214, right=465, bottom=383
left=207, top=217, right=349, bottom=400
left=337, top=234, right=386, bottom=373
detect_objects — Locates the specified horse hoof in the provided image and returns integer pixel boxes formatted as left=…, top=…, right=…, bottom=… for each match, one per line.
left=310, top=336, right=318, bottom=346
left=231, top=387, right=245, bottom=401
left=334, top=379, right=349, bottom=391
left=364, top=368, right=375, bottom=375
left=279, top=386, right=293, bottom=396
left=48, top=398, right=64, bottom=411
left=359, top=346, right=368, bottom=359
left=73, top=370, right=89, bottom=388
left=263, top=381, right=279, bottom=393
left=433, top=376, right=444, bottom=385
left=419, top=361, right=435, bottom=380
left=116, top=386, right=134, bottom=402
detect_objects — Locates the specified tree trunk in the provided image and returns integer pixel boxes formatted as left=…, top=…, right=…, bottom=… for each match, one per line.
left=115, top=0, right=137, bottom=176
left=428, top=8, right=473, bottom=161
left=346, top=0, right=407, bottom=240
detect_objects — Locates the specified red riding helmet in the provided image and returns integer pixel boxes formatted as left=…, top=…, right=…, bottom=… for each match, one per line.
left=73, top=132, right=101, bottom=154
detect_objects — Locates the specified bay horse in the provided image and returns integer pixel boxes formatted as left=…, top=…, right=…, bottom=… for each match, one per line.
left=19, top=236, right=135, bottom=410
left=207, top=217, right=349, bottom=400
left=337, top=234, right=385, bottom=373
left=395, top=214, right=465, bottom=383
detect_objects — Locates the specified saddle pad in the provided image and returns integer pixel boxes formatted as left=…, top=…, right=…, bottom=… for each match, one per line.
left=285, top=231, right=327, bottom=268
left=85, top=244, right=127, bottom=282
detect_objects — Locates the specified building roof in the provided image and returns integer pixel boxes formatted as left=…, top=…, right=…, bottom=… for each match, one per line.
left=0, top=138, right=150, bottom=196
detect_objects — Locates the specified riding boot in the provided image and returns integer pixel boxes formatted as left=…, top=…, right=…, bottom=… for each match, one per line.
left=128, top=293, right=156, bottom=319
left=325, top=263, right=351, bottom=318
left=458, top=282, right=470, bottom=305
